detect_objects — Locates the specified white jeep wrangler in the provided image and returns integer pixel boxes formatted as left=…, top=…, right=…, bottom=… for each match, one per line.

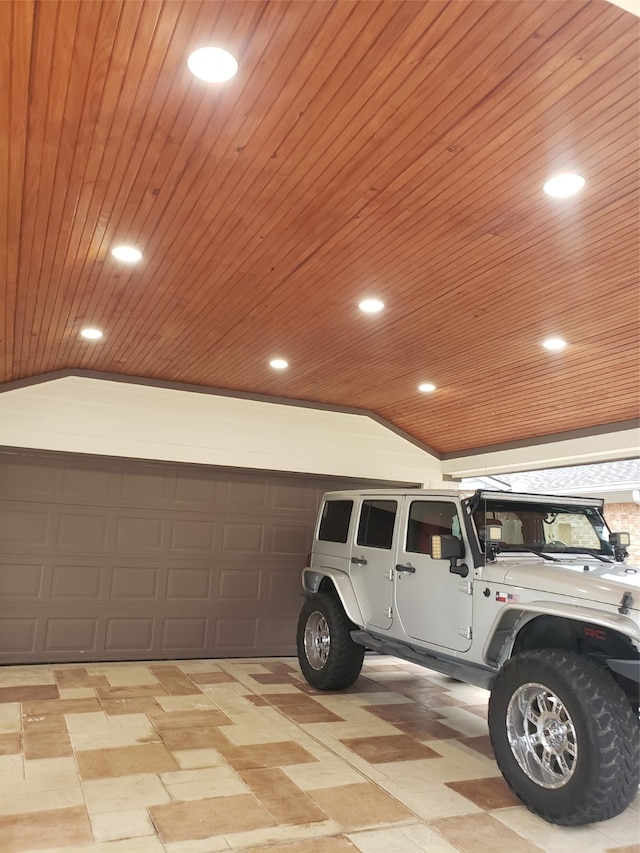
left=296, top=488, right=640, bottom=826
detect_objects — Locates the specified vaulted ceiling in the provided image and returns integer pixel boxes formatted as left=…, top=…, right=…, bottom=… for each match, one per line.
left=1, top=0, right=638, bottom=455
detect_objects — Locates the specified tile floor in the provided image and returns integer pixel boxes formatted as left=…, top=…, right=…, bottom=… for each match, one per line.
left=0, top=655, right=638, bottom=853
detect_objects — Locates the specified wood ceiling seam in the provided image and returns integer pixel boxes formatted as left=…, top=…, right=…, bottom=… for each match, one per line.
left=36, top=0, right=112, bottom=377
left=13, top=0, right=62, bottom=374
left=1, top=0, right=35, bottom=376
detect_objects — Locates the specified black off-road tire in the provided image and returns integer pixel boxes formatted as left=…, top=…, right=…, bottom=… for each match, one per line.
left=488, top=649, right=639, bottom=825
left=296, top=592, right=365, bottom=690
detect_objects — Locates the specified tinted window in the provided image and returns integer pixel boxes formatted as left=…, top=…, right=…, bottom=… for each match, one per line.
left=357, top=500, right=397, bottom=549
left=407, top=501, right=461, bottom=554
left=318, top=500, right=353, bottom=543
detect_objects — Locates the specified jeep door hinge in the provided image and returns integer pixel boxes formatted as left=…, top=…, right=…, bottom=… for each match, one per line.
left=386, top=568, right=394, bottom=581
left=458, top=626, right=472, bottom=640
left=459, top=581, right=473, bottom=595
left=385, top=607, right=393, bottom=619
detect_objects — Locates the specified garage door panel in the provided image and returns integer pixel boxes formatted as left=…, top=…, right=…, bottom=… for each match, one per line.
left=115, top=516, right=165, bottom=550
left=174, top=471, right=221, bottom=508
left=0, top=619, right=38, bottom=653
left=44, top=618, right=100, bottom=654
left=57, top=513, right=109, bottom=548
left=223, top=477, right=268, bottom=508
left=271, top=481, right=315, bottom=511
left=0, top=561, right=45, bottom=597
left=121, top=469, right=172, bottom=502
left=269, top=525, right=312, bottom=555
left=51, top=564, right=104, bottom=598
left=0, top=457, right=63, bottom=496
left=110, top=566, right=161, bottom=600
left=162, top=617, right=208, bottom=652
left=169, top=519, right=216, bottom=551
left=166, top=568, right=212, bottom=600
left=1, top=508, right=50, bottom=544
left=218, top=568, right=260, bottom=601
left=62, top=464, right=116, bottom=501
left=105, top=618, right=154, bottom=652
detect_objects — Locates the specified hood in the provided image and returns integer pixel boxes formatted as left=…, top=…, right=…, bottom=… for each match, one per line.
left=488, top=555, right=640, bottom=612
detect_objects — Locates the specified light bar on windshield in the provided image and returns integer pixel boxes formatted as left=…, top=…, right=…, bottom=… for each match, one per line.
left=477, top=490, right=604, bottom=509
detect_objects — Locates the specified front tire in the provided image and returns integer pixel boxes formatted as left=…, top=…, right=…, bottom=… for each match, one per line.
left=488, top=649, right=639, bottom=825
left=296, top=592, right=364, bottom=690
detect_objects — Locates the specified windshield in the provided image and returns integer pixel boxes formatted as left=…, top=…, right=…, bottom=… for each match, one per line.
left=472, top=498, right=613, bottom=556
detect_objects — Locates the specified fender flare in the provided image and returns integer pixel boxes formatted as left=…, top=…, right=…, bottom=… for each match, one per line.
left=483, top=600, right=640, bottom=666
left=301, top=567, right=364, bottom=626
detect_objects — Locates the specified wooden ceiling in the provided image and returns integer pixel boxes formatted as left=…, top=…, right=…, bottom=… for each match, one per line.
left=1, top=0, right=638, bottom=455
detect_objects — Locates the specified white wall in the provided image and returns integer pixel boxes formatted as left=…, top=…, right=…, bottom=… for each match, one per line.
left=0, top=376, right=443, bottom=486
left=2, top=375, right=636, bottom=486
left=442, top=426, right=640, bottom=480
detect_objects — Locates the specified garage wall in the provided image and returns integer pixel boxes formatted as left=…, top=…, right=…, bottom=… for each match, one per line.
left=0, top=374, right=444, bottom=486
left=0, top=449, right=413, bottom=665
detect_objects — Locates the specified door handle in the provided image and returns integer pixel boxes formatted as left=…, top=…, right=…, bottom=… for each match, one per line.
left=395, top=563, right=416, bottom=573
left=351, top=556, right=368, bottom=565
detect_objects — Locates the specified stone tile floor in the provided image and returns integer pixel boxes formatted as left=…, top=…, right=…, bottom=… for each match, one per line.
left=0, top=655, right=638, bottom=852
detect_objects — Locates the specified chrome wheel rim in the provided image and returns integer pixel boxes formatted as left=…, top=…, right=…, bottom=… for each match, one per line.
left=304, top=611, right=330, bottom=670
left=506, top=681, right=578, bottom=789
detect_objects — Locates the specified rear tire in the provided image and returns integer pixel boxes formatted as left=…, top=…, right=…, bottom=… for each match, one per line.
left=296, top=592, right=364, bottom=690
left=488, top=649, right=639, bottom=825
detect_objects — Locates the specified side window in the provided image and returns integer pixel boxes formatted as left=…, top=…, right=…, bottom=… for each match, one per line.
left=357, top=500, right=397, bottom=550
left=407, top=501, right=461, bottom=554
left=318, top=500, right=353, bottom=543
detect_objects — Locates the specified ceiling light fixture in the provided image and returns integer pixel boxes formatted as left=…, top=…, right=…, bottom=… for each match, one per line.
left=418, top=382, right=436, bottom=393
left=359, top=299, right=384, bottom=314
left=270, top=358, right=288, bottom=370
left=188, top=47, right=238, bottom=82
left=542, top=337, right=567, bottom=351
left=111, top=246, right=142, bottom=262
left=80, top=328, right=103, bottom=340
left=543, top=173, right=585, bottom=198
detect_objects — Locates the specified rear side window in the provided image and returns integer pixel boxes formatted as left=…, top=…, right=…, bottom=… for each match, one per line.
left=357, top=500, right=397, bottom=550
left=318, top=500, right=353, bottom=543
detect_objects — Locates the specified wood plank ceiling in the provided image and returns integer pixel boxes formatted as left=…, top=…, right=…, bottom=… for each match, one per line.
left=0, top=0, right=638, bottom=454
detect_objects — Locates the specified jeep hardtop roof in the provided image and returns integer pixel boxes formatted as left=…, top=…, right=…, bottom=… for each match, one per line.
left=321, top=488, right=605, bottom=508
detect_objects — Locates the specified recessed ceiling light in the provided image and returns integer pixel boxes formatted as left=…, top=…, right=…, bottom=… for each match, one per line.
left=270, top=358, right=288, bottom=370
left=542, top=337, right=567, bottom=351
left=111, top=245, right=142, bottom=262
left=543, top=173, right=585, bottom=198
left=418, top=382, right=436, bottom=393
left=359, top=299, right=384, bottom=314
left=80, top=328, right=103, bottom=340
left=188, top=47, right=238, bottom=82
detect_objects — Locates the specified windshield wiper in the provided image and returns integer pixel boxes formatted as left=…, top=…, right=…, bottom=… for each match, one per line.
left=497, top=546, right=563, bottom=562
left=542, top=546, right=613, bottom=564
left=527, top=547, right=563, bottom=563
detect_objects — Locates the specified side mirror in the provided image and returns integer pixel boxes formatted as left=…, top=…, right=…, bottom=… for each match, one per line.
left=430, top=534, right=468, bottom=577
left=610, top=532, right=630, bottom=562
left=430, top=534, right=463, bottom=560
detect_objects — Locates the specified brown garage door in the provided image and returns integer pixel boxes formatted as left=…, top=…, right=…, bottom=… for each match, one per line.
left=0, top=449, right=411, bottom=664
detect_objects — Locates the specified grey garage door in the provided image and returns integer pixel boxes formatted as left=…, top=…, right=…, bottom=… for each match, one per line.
left=0, top=449, right=411, bottom=664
